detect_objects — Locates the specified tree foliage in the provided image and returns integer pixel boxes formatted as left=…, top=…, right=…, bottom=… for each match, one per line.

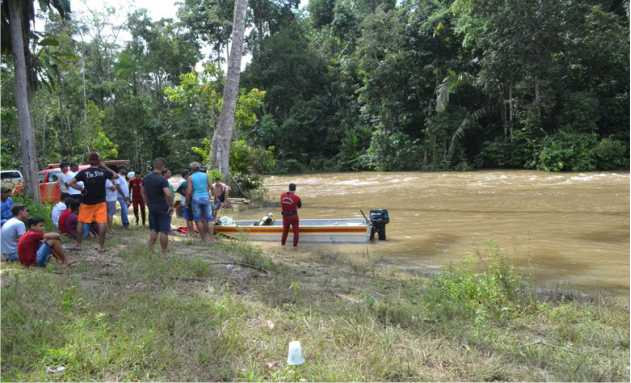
left=1, top=0, right=628, bottom=175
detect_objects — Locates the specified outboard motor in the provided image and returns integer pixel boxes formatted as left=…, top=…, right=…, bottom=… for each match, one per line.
left=369, top=209, right=389, bottom=240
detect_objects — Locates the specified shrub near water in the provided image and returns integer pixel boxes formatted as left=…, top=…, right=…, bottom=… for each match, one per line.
left=422, top=244, right=530, bottom=325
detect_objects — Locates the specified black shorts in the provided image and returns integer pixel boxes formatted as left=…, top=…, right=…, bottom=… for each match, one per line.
left=148, top=210, right=171, bottom=234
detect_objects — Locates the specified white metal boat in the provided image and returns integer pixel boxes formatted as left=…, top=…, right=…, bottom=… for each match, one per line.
left=214, top=218, right=371, bottom=243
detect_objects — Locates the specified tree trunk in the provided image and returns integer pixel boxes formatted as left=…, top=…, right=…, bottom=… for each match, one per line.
left=8, top=0, right=40, bottom=202
left=211, top=0, right=248, bottom=178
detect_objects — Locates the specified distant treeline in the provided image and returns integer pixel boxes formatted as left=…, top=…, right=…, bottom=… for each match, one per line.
left=1, top=0, right=628, bottom=174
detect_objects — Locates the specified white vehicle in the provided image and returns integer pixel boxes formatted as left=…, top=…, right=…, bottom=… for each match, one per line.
left=0, top=169, right=23, bottom=189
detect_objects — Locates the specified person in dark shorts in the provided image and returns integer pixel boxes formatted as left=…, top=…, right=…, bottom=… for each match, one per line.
left=68, top=152, right=118, bottom=252
left=141, top=158, right=173, bottom=253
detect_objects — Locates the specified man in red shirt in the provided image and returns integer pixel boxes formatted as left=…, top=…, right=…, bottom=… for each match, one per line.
left=280, top=183, right=302, bottom=247
left=128, top=172, right=146, bottom=226
left=18, top=218, right=66, bottom=267
left=59, top=200, right=80, bottom=241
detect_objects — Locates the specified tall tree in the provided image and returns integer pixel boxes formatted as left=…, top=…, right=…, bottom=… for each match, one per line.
left=2, top=0, right=70, bottom=201
left=211, top=0, right=248, bottom=177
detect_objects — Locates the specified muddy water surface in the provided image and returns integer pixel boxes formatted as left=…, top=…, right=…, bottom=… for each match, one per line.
left=230, top=171, right=629, bottom=295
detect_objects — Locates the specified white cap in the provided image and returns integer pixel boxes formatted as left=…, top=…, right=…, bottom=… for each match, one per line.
left=127, top=171, right=135, bottom=179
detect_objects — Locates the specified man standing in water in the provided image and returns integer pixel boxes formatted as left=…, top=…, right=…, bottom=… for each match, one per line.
left=142, top=158, right=173, bottom=253
left=280, top=183, right=302, bottom=247
left=68, top=152, right=117, bottom=252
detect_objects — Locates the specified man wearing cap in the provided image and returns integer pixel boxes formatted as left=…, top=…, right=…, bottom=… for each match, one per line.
left=68, top=152, right=118, bottom=252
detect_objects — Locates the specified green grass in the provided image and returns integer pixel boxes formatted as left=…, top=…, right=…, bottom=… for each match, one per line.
left=1, top=233, right=628, bottom=381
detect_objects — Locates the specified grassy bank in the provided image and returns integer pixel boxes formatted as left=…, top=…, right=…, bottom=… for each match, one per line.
left=1, top=227, right=629, bottom=381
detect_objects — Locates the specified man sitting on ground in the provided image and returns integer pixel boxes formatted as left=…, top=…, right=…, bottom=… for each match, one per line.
left=51, top=198, right=67, bottom=229
left=1, top=205, right=29, bottom=261
left=1, top=186, right=14, bottom=226
left=18, top=217, right=66, bottom=267
left=59, top=199, right=81, bottom=241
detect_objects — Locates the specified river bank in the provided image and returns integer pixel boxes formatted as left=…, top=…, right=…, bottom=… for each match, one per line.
left=2, top=226, right=628, bottom=381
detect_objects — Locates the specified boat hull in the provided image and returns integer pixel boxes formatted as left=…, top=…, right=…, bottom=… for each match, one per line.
left=214, top=219, right=371, bottom=243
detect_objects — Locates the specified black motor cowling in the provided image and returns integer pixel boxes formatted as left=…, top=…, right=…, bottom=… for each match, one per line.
left=369, top=208, right=389, bottom=240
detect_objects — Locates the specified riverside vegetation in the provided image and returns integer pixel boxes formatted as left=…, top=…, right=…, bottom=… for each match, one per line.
left=1, top=226, right=628, bottom=381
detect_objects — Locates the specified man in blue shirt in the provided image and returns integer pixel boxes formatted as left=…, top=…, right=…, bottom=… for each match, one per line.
left=1, top=186, right=14, bottom=227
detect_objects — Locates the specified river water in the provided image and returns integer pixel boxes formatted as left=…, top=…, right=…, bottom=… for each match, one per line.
left=229, top=171, right=629, bottom=295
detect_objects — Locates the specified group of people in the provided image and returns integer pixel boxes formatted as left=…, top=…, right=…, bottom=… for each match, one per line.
left=0, top=152, right=238, bottom=266
left=1, top=195, right=66, bottom=267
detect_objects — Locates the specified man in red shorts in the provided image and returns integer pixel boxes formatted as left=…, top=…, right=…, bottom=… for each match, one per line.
left=128, top=171, right=146, bottom=226
left=280, top=183, right=302, bottom=247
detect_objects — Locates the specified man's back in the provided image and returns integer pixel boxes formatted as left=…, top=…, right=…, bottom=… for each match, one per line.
left=1, top=217, right=25, bottom=255
left=190, top=171, right=209, bottom=198
left=75, top=166, right=113, bottom=204
left=143, top=173, right=169, bottom=213
left=281, top=192, right=301, bottom=214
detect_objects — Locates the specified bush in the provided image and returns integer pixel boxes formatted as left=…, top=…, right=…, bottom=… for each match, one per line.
left=229, top=172, right=264, bottom=198
left=537, top=131, right=629, bottom=171
left=592, top=137, right=629, bottom=170
left=479, top=130, right=540, bottom=169
left=537, top=131, right=599, bottom=171
left=422, top=244, right=528, bottom=324
left=230, top=139, right=276, bottom=175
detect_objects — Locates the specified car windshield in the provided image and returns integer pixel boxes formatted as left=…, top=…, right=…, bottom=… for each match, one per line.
left=0, top=172, right=21, bottom=179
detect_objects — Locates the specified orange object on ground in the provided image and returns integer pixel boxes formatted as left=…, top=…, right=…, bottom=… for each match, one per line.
left=78, top=202, right=107, bottom=224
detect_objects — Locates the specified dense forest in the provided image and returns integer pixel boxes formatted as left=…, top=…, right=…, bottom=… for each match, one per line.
left=1, top=0, right=629, bottom=176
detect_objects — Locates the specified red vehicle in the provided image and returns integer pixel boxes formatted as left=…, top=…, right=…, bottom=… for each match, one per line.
left=37, top=160, right=130, bottom=203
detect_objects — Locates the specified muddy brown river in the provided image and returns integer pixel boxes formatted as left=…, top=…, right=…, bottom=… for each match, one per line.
left=228, top=171, right=629, bottom=295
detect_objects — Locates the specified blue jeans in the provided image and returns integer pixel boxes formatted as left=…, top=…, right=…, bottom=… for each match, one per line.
left=107, top=201, right=117, bottom=217
left=36, top=243, right=53, bottom=267
left=117, top=197, right=129, bottom=227
left=181, top=205, right=193, bottom=221
left=191, top=195, right=213, bottom=222
left=2, top=251, right=18, bottom=261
